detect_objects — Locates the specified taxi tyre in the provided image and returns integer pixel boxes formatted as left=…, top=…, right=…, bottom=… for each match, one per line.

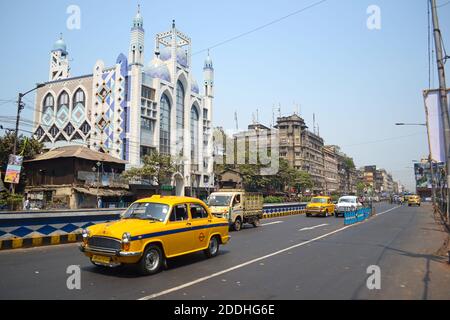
left=204, top=235, right=220, bottom=258
left=138, top=244, right=164, bottom=275
left=306, top=213, right=311, bottom=217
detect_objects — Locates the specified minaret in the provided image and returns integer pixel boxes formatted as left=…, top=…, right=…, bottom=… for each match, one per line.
left=128, top=5, right=145, bottom=66
left=203, top=50, right=214, bottom=98
left=49, top=33, right=70, bottom=81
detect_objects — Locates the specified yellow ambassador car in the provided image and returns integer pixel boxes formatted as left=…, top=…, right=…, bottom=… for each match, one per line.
left=305, top=196, right=335, bottom=217
left=408, top=195, right=421, bottom=207
left=79, top=195, right=230, bottom=275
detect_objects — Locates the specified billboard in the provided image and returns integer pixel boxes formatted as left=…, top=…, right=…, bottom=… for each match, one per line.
left=4, top=155, right=23, bottom=184
left=424, top=90, right=450, bottom=163
left=414, top=162, right=445, bottom=190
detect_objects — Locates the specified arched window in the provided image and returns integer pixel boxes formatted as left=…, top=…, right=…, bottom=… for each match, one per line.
left=190, top=106, right=199, bottom=164
left=73, top=89, right=85, bottom=106
left=42, top=93, right=54, bottom=126
left=43, top=94, right=54, bottom=113
left=176, top=81, right=185, bottom=156
left=56, top=91, right=69, bottom=127
left=159, top=94, right=171, bottom=155
left=72, top=89, right=86, bottom=126
left=58, top=91, right=69, bottom=111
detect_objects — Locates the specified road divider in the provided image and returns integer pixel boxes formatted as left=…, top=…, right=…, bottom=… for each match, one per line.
left=344, top=208, right=372, bottom=226
left=0, top=202, right=307, bottom=250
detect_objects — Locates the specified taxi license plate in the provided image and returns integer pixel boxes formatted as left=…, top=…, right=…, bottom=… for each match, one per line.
left=92, top=255, right=111, bottom=265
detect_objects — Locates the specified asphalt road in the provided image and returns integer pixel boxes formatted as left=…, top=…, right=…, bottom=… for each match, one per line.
left=0, top=202, right=449, bottom=300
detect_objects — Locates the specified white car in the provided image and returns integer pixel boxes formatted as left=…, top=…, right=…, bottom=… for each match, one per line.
left=335, top=196, right=362, bottom=217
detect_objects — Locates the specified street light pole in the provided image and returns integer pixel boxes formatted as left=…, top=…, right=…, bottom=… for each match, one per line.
left=430, top=0, right=450, bottom=223
left=11, top=84, right=44, bottom=195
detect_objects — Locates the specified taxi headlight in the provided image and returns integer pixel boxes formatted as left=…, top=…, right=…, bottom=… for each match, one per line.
left=82, top=229, right=90, bottom=244
left=122, top=232, right=131, bottom=251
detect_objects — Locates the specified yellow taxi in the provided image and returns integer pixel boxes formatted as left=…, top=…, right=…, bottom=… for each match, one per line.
left=79, top=195, right=230, bottom=275
left=305, top=196, right=335, bottom=217
left=408, top=195, right=421, bottom=207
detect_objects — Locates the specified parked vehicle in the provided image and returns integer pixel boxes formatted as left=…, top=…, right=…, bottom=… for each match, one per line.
left=334, top=196, right=363, bottom=217
left=207, top=189, right=263, bottom=231
left=305, top=196, right=335, bottom=217
left=79, top=195, right=230, bottom=275
left=408, top=195, right=421, bottom=207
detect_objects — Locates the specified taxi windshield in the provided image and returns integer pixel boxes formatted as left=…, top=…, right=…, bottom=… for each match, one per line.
left=207, top=195, right=232, bottom=206
left=311, top=198, right=327, bottom=204
left=122, top=202, right=169, bottom=222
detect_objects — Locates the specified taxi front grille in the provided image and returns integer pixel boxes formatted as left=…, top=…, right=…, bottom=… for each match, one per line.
left=87, top=236, right=121, bottom=250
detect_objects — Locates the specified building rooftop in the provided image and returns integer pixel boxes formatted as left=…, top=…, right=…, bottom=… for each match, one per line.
left=25, top=146, right=127, bottom=164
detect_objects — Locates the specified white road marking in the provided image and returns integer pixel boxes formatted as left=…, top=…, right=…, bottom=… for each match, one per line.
left=376, top=206, right=400, bottom=216
left=138, top=206, right=400, bottom=300
left=299, top=224, right=328, bottom=231
left=261, top=221, right=283, bottom=226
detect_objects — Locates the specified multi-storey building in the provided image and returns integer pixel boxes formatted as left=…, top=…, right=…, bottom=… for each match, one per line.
left=32, top=7, right=214, bottom=197
left=322, top=146, right=339, bottom=194
left=301, top=130, right=325, bottom=192
left=275, top=114, right=307, bottom=171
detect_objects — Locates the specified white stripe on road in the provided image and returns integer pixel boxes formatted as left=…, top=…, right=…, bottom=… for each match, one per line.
left=138, top=206, right=400, bottom=300
left=299, top=224, right=328, bottom=231
left=376, top=206, right=401, bottom=216
left=261, top=221, right=284, bottom=226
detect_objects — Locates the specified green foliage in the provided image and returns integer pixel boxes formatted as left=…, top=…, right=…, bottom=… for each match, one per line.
left=0, top=132, right=44, bottom=193
left=122, top=151, right=176, bottom=187
left=263, top=196, right=285, bottom=204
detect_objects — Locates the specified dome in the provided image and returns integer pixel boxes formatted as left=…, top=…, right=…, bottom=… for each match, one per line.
left=144, top=59, right=171, bottom=82
left=191, top=77, right=199, bottom=94
left=53, top=37, right=67, bottom=52
left=159, top=47, right=189, bottom=68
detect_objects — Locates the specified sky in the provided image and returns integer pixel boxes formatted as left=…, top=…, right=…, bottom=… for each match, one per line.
left=0, top=0, right=449, bottom=191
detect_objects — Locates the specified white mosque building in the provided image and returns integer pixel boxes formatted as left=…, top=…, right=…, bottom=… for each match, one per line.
left=33, top=6, right=214, bottom=197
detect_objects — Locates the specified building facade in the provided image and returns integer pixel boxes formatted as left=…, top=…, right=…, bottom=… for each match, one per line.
left=33, top=8, right=214, bottom=196
left=322, top=146, right=339, bottom=194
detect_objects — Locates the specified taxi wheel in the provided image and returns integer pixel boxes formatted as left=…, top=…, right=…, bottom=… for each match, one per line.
left=233, top=218, right=242, bottom=231
left=138, top=245, right=164, bottom=275
left=204, top=236, right=220, bottom=258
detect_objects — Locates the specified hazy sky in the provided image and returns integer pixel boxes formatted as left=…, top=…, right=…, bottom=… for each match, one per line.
left=0, top=0, right=449, bottom=190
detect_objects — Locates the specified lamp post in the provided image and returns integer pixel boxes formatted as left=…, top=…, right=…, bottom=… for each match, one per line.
left=92, top=161, right=101, bottom=208
left=395, top=123, right=436, bottom=206
left=10, top=83, right=45, bottom=195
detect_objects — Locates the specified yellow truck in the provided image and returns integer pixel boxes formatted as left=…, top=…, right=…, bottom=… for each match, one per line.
left=207, top=189, right=264, bottom=231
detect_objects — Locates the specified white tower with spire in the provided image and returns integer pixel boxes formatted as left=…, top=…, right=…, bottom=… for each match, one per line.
left=128, top=5, right=145, bottom=66
left=203, top=51, right=214, bottom=98
left=49, top=34, right=70, bottom=81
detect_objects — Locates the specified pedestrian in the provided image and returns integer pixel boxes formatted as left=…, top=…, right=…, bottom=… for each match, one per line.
left=97, top=197, right=102, bottom=209
left=23, top=197, right=31, bottom=211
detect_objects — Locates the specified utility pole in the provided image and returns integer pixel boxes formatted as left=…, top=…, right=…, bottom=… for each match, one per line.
left=10, top=93, right=25, bottom=195
left=430, top=0, right=450, bottom=223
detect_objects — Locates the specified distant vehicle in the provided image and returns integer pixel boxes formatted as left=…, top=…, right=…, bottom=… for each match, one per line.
left=334, top=196, right=363, bottom=217
left=305, top=196, right=335, bottom=217
left=79, top=195, right=230, bottom=275
left=207, top=189, right=264, bottom=231
left=408, top=195, right=421, bottom=207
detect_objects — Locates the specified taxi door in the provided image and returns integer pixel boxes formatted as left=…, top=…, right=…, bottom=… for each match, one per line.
left=188, top=203, right=212, bottom=250
left=164, top=204, right=194, bottom=257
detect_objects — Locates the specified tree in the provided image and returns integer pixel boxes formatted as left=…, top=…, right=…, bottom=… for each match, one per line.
left=122, top=151, right=176, bottom=191
left=295, top=170, right=313, bottom=193
left=356, top=181, right=366, bottom=196
left=0, top=132, right=44, bottom=193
